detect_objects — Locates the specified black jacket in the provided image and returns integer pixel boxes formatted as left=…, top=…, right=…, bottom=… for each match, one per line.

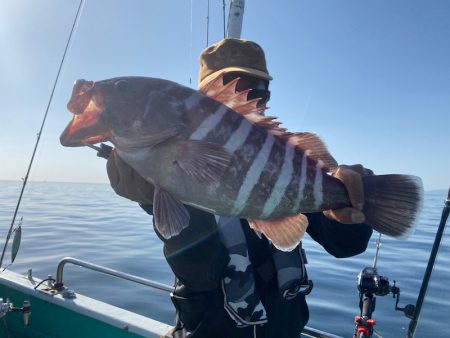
left=142, top=205, right=372, bottom=338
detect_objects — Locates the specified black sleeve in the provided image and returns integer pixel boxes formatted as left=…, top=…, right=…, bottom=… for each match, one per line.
left=306, top=212, right=373, bottom=258
left=140, top=204, right=229, bottom=292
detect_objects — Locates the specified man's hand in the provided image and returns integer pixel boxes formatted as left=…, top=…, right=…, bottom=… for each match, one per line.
left=106, top=149, right=155, bottom=205
left=323, top=164, right=374, bottom=224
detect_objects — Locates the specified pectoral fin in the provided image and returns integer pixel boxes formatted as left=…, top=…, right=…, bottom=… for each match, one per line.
left=248, top=214, right=309, bottom=252
left=173, top=140, right=233, bottom=184
left=153, top=185, right=190, bottom=239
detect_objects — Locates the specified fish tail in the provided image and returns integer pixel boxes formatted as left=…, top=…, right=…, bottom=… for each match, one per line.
left=362, top=174, right=424, bottom=238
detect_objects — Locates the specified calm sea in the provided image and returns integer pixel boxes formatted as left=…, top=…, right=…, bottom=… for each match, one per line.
left=0, top=180, right=448, bottom=338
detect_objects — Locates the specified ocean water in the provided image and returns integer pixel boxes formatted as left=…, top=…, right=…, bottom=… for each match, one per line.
left=0, top=180, right=448, bottom=338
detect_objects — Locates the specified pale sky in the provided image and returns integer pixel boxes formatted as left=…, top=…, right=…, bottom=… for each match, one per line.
left=0, top=0, right=449, bottom=191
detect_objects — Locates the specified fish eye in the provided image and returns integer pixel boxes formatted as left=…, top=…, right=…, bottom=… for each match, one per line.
left=114, top=79, right=130, bottom=92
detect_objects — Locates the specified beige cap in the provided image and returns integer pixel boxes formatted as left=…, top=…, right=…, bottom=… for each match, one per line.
left=198, top=38, right=272, bottom=88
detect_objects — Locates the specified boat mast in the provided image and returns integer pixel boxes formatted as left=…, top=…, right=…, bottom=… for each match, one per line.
left=226, top=0, right=245, bottom=38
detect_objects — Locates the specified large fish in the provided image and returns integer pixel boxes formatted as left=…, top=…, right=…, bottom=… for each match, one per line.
left=60, top=75, right=423, bottom=251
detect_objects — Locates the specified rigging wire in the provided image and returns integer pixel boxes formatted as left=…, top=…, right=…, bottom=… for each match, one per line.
left=189, top=0, right=193, bottom=85
left=0, top=0, right=86, bottom=269
left=206, top=0, right=210, bottom=47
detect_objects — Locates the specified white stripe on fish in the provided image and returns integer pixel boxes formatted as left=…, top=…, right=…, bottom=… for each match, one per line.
left=261, top=145, right=295, bottom=217
left=184, top=92, right=202, bottom=110
left=292, top=150, right=310, bottom=213
left=224, top=118, right=253, bottom=152
left=189, top=104, right=228, bottom=140
left=313, top=159, right=324, bottom=210
left=232, top=134, right=275, bottom=215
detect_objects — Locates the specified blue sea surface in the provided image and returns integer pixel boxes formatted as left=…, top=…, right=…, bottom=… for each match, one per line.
left=0, top=180, right=448, bottom=337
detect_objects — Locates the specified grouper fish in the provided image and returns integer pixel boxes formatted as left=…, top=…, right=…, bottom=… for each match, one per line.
left=60, top=75, right=423, bottom=251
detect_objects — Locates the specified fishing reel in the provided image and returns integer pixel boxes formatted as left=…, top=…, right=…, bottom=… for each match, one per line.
left=357, top=267, right=415, bottom=318
left=357, top=267, right=390, bottom=296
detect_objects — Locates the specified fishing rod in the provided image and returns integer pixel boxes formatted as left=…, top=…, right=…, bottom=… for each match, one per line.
left=0, top=0, right=85, bottom=270
left=407, top=188, right=450, bottom=338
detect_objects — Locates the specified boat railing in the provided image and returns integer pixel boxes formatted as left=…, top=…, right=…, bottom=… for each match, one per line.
left=54, top=256, right=173, bottom=293
left=52, top=256, right=342, bottom=338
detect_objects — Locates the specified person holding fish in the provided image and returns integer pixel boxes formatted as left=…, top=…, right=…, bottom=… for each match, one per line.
left=104, top=39, right=375, bottom=338
left=60, top=37, right=423, bottom=337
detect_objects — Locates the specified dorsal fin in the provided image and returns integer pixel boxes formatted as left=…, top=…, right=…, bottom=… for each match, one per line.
left=200, top=74, right=266, bottom=115
left=245, top=117, right=337, bottom=171
left=286, top=132, right=338, bottom=172
left=200, top=74, right=338, bottom=172
left=243, top=114, right=289, bottom=137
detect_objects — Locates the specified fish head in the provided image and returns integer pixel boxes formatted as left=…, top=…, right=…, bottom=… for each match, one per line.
left=60, top=78, right=113, bottom=147
left=60, top=76, right=188, bottom=148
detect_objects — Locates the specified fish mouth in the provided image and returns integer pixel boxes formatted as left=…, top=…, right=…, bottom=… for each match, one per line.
left=60, top=79, right=112, bottom=147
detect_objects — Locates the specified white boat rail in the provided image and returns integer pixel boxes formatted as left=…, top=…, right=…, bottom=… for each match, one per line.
left=55, top=256, right=173, bottom=293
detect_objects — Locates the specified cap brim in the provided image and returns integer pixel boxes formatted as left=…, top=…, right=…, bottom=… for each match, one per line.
left=199, top=66, right=273, bottom=88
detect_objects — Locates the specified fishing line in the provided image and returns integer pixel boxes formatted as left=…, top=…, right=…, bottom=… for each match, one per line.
left=372, top=233, right=382, bottom=269
left=0, top=0, right=86, bottom=269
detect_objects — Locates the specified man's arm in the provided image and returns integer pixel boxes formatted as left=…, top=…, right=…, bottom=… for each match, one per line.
left=107, top=151, right=228, bottom=292
left=306, top=213, right=372, bottom=258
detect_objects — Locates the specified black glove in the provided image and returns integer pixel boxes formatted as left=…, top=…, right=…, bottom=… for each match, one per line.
left=106, top=149, right=154, bottom=205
